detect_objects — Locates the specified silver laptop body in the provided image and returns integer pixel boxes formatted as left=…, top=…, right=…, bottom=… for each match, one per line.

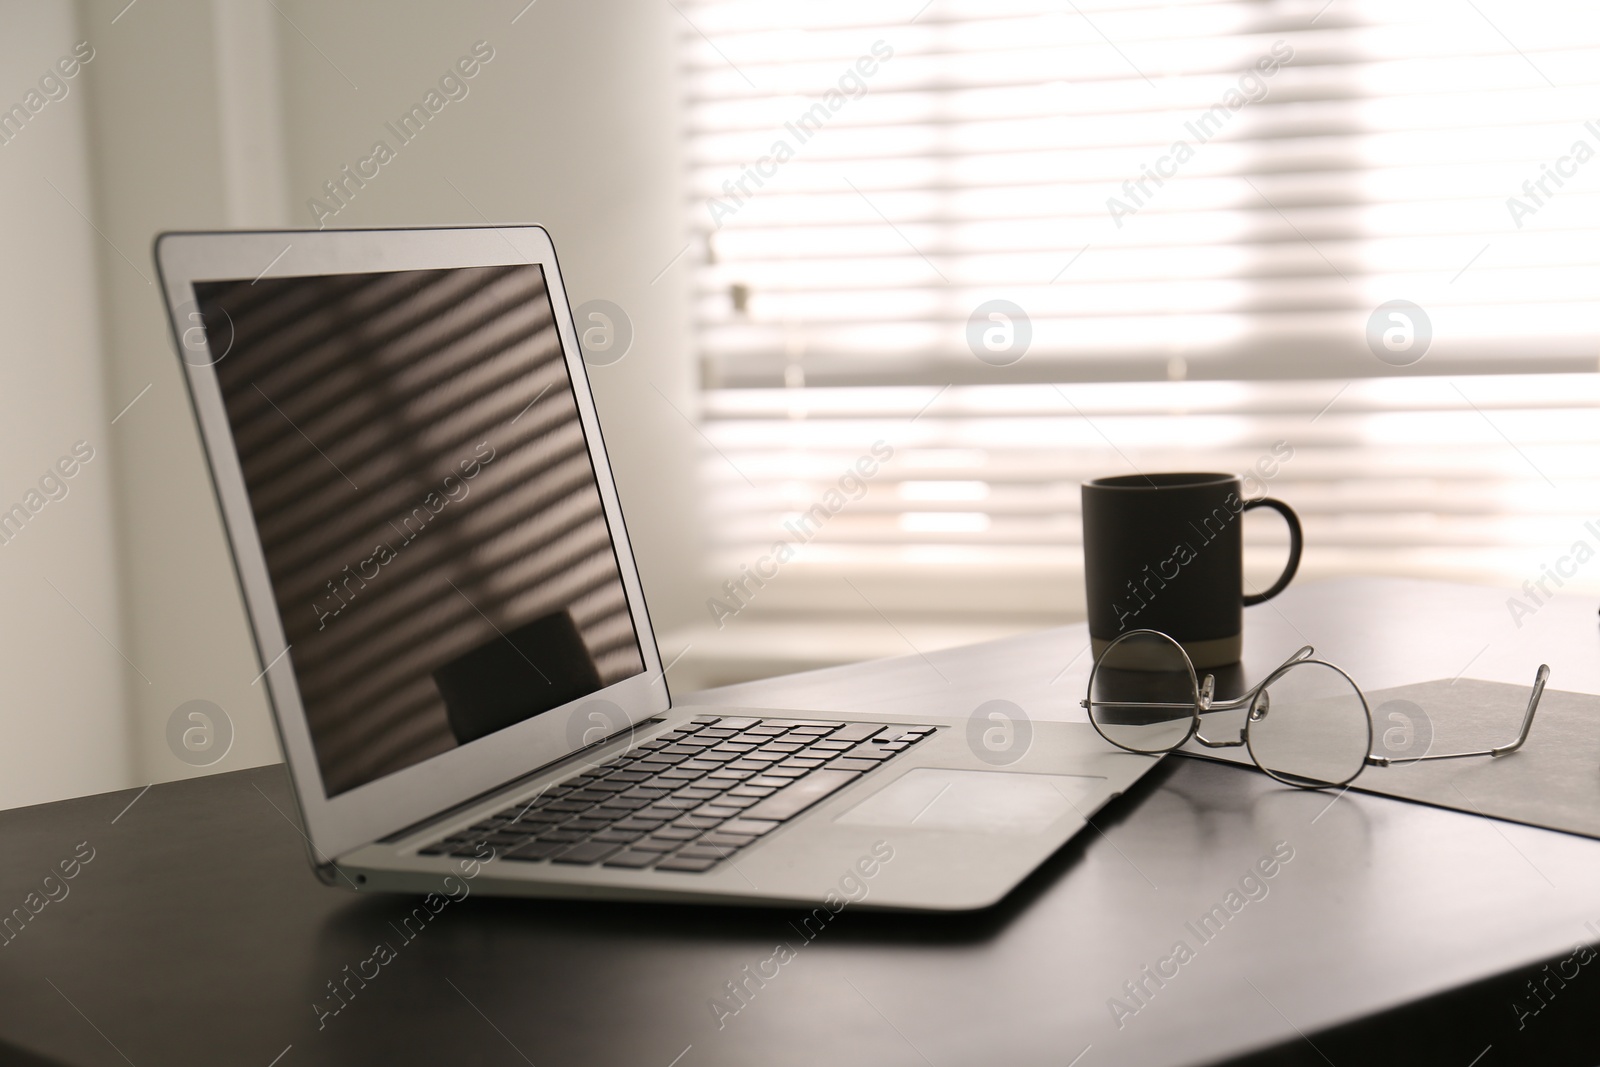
left=156, top=225, right=1156, bottom=911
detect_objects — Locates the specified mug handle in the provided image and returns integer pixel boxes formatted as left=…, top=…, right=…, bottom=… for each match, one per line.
left=1240, top=497, right=1302, bottom=606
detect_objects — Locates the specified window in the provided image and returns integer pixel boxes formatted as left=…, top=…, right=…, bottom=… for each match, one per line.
left=674, top=0, right=1600, bottom=679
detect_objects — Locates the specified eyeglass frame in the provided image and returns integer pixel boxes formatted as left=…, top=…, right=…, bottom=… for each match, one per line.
left=1080, top=628, right=1550, bottom=789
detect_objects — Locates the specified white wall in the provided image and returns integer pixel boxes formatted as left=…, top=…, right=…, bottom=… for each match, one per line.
left=76, top=0, right=285, bottom=794
left=5, top=0, right=700, bottom=805
left=0, top=1, right=131, bottom=808
left=271, top=0, right=702, bottom=643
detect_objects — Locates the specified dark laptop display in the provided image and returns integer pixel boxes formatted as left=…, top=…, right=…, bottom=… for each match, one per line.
left=193, top=263, right=645, bottom=796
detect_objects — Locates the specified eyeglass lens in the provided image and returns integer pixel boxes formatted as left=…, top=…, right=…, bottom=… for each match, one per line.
left=1246, top=660, right=1371, bottom=789
left=1088, top=631, right=1198, bottom=753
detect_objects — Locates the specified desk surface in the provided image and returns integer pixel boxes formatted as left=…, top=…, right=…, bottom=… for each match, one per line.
left=3, top=577, right=1599, bottom=1066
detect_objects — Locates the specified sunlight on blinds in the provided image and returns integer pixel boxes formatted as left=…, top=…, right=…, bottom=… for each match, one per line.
left=669, top=0, right=1600, bottom=682
left=684, top=0, right=1600, bottom=386
left=702, top=375, right=1600, bottom=562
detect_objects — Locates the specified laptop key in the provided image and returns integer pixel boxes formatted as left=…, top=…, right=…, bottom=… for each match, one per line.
left=589, top=812, right=635, bottom=827
left=694, top=804, right=743, bottom=819
left=653, top=826, right=702, bottom=841
left=656, top=855, right=719, bottom=872
left=716, top=717, right=761, bottom=730
left=591, top=829, right=644, bottom=844
left=632, top=837, right=684, bottom=852
left=679, top=758, right=724, bottom=771
left=545, top=800, right=594, bottom=813
left=603, top=851, right=662, bottom=869
left=702, top=832, right=757, bottom=849
left=719, top=818, right=781, bottom=836
left=505, top=840, right=566, bottom=862
left=538, top=830, right=587, bottom=843
left=673, top=815, right=725, bottom=830
left=727, top=785, right=777, bottom=798
left=639, top=806, right=685, bottom=821
left=675, top=846, right=734, bottom=861
left=748, top=776, right=793, bottom=789
left=830, top=723, right=885, bottom=742
left=826, top=757, right=881, bottom=772
left=552, top=842, right=623, bottom=865
left=741, top=769, right=862, bottom=822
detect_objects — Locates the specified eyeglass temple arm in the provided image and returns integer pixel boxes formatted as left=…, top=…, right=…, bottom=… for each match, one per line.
left=1203, top=646, right=1317, bottom=712
left=1365, top=664, right=1550, bottom=768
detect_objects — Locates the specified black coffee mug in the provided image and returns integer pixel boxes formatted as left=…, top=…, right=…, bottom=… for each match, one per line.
left=1082, top=473, right=1302, bottom=668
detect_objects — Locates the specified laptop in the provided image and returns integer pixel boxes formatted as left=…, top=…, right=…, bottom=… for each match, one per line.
left=154, top=225, right=1158, bottom=911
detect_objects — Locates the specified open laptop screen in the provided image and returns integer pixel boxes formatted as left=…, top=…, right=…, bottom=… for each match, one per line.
left=193, top=263, right=646, bottom=797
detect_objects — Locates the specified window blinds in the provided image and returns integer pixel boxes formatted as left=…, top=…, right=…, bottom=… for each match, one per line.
left=676, top=0, right=1600, bottom=629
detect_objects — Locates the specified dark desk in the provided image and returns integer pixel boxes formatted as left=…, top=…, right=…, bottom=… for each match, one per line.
left=3, top=578, right=1599, bottom=1066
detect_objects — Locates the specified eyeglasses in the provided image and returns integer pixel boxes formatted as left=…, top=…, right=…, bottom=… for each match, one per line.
left=1081, top=629, right=1549, bottom=789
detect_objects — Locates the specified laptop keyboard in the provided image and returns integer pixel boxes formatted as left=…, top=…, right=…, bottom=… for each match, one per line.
left=417, top=715, right=936, bottom=873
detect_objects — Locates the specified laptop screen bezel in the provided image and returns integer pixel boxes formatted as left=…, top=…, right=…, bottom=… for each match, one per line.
left=155, top=226, right=670, bottom=861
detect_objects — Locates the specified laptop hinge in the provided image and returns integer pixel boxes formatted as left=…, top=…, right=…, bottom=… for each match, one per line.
left=375, top=716, right=668, bottom=845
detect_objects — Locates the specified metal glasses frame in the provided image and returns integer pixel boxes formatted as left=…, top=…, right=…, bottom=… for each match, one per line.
left=1081, top=629, right=1550, bottom=789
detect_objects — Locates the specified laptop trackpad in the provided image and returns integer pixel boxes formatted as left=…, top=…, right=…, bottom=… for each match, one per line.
left=834, top=768, right=1105, bottom=835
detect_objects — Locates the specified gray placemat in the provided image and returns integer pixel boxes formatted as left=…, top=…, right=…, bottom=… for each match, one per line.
left=1187, top=678, right=1600, bottom=840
